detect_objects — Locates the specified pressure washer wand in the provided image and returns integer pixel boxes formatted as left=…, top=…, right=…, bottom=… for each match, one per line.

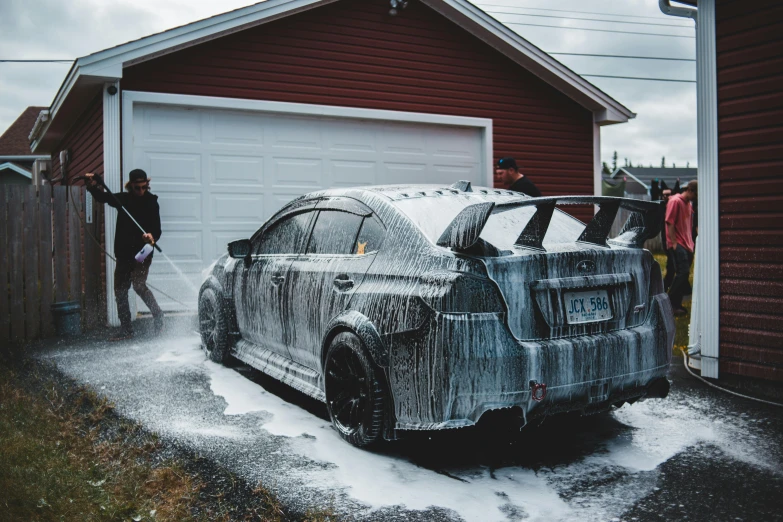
left=81, top=175, right=162, bottom=253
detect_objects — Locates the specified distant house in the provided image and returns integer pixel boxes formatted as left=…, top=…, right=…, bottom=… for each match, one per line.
left=607, top=167, right=698, bottom=197
left=0, top=106, right=49, bottom=185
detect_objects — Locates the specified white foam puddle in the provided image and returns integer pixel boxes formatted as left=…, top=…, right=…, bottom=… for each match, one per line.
left=155, top=337, right=781, bottom=521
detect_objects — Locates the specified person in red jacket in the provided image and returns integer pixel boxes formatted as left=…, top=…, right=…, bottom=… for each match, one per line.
left=85, top=169, right=164, bottom=340
left=666, top=180, right=697, bottom=316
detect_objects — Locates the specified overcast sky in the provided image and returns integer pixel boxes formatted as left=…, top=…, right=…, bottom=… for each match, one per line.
left=0, top=0, right=697, bottom=168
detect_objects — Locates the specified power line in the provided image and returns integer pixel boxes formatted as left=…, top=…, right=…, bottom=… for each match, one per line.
left=486, top=10, right=694, bottom=29
left=474, top=2, right=692, bottom=24
left=502, top=20, right=696, bottom=38
left=550, top=52, right=695, bottom=62
left=0, top=60, right=72, bottom=63
left=581, top=74, right=696, bottom=83
left=0, top=54, right=697, bottom=65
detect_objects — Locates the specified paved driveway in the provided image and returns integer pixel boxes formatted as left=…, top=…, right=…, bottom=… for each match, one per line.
left=37, top=318, right=783, bottom=521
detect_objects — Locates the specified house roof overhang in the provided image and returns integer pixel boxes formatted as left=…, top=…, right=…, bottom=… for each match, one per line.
left=31, top=0, right=634, bottom=153
left=0, top=162, right=33, bottom=179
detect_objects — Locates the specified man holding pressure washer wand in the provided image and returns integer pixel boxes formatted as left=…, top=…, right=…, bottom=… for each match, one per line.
left=84, top=169, right=164, bottom=341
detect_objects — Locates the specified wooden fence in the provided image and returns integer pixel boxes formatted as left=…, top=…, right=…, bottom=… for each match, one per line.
left=0, top=184, right=104, bottom=345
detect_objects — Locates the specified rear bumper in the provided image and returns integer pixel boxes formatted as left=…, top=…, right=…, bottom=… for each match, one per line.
left=387, top=293, right=674, bottom=431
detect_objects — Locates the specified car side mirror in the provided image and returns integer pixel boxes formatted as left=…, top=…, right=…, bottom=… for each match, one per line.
left=228, top=239, right=251, bottom=261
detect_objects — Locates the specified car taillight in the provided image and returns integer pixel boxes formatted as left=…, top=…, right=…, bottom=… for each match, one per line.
left=418, top=271, right=505, bottom=313
left=649, top=260, right=664, bottom=296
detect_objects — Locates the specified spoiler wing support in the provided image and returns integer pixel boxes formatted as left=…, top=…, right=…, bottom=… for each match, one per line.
left=438, top=195, right=664, bottom=252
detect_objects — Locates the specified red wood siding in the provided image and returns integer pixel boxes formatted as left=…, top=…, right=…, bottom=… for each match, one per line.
left=717, top=0, right=783, bottom=381
left=51, top=93, right=104, bottom=183
left=122, top=0, right=595, bottom=221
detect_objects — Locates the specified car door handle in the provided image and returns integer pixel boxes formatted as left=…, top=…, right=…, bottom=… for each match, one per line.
left=333, top=275, right=354, bottom=291
left=271, top=275, right=285, bottom=285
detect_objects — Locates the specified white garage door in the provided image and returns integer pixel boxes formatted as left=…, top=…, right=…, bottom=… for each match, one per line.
left=130, top=103, right=485, bottom=311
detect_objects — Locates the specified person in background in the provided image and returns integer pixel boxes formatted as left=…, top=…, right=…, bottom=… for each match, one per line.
left=495, top=157, right=541, bottom=197
left=666, top=180, right=697, bottom=316
left=84, top=169, right=164, bottom=340
left=660, top=188, right=675, bottom=291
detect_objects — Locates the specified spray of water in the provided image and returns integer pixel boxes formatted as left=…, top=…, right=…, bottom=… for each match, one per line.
left=159, top=251, right=200, bottom=308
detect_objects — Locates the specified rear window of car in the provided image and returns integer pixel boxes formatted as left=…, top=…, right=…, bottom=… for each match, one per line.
left=393, top=195, right=585, bottom=250
left=353, top=215, right=385, bottom=254
left=306, top=211, right=364, bottom=255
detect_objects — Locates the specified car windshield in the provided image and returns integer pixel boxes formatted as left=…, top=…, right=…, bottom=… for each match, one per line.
left=393, top=194, right=585, bottom=250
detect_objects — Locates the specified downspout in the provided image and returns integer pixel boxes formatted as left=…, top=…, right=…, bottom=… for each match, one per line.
left=659, top=0, right=720, bottom=378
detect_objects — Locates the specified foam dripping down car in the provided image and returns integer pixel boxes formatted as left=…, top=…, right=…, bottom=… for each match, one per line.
left=199, top=181, right=674, bottom=447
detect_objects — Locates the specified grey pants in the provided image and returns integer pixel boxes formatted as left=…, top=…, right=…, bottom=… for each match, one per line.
left=115, top=257, right=163, bottom=330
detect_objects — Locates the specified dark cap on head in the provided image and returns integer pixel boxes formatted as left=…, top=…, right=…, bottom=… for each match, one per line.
left=496, top=157, right=518, bottom=170
left=128, top=169, right=148, bottom=183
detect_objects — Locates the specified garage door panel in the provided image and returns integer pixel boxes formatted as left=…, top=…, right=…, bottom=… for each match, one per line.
left=382, top=162, right=428, bottom=184
left=211, top=194, right=265, bottom=223
left=270, top=117, right=321, bottom=150
left=272, top=158, right=324, bottom=186
left=154, top=231, right=203, bottom=262
left=132, top=103, right=484, bottom=312
left=432, top=163, right=480, bottom=178
left=145, top=152, right=202, bottom=183
left=142, top=106, right=202, bottom=144
left=428, top=131, right=482, bottom=159
left=325, top=121, right=377, bottom=153
left=331, top=160, right=376, bottom=186
left=156, top=193, right=202, bottom=224
left=210, top=111, right=265, bottom=145
left=382, top=128, right=427, bottom=156
left=210, top=155, right=264, bottom=186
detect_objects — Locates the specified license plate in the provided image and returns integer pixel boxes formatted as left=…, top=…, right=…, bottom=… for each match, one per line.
left=564, top=289, right=612, bottom=324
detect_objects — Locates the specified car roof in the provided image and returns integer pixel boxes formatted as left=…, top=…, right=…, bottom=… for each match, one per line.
left=306, top=184, right=526, bottom=203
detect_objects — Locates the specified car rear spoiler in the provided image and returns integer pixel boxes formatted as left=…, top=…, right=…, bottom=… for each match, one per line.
left=436, top=195, right=665, bottom=252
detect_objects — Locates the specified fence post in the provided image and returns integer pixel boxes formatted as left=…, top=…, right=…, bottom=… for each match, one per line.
left=68, top=187, right=82, bottom=314
left=24, top=187, right=41, bottom=339
left=0, top=186, right=9, bottom=344
left=39, top=184, right=54, bottom=338
left=7, top=186, right=25, bottom=342
left=53, top=187, right=68, bottom=304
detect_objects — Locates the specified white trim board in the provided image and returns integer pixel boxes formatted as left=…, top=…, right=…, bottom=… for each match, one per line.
left=120, top=90, right=494, bottom=187
left=0, top=162, right=32, bottom=178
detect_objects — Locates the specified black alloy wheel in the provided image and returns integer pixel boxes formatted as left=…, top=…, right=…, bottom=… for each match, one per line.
left=324, top=332, right=385, bottom=447
left=198, top=288, right=231, bottom=364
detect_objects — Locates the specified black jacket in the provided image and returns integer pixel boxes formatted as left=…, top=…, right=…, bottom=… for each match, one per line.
left=508, top=176, right=542, bottom=198
left=88, top=187, right=162, bottom=261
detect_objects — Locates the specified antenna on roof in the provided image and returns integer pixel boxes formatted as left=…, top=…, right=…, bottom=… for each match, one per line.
left=449, top=180, right=473, bottom=192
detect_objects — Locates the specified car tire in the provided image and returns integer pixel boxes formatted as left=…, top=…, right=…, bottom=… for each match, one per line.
left=198, top=287, right=231, bottom=364
left=324, top=331, right=385, bottom=447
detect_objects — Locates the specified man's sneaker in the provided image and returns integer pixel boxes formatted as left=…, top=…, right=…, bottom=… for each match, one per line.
left=109, top=328, right=133, bottom=342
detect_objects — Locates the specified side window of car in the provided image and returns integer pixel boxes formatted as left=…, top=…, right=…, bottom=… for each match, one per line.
left=353, top=215, right=385, bottom=255
left=254, top=212, right=313, bottom=255
left=306, top=211, right=364, bottom=255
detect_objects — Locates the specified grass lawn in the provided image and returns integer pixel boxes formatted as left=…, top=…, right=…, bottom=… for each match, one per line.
left=653, top=252, right=694, bottom=354
left=0, top=360, right=335, bottom=522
